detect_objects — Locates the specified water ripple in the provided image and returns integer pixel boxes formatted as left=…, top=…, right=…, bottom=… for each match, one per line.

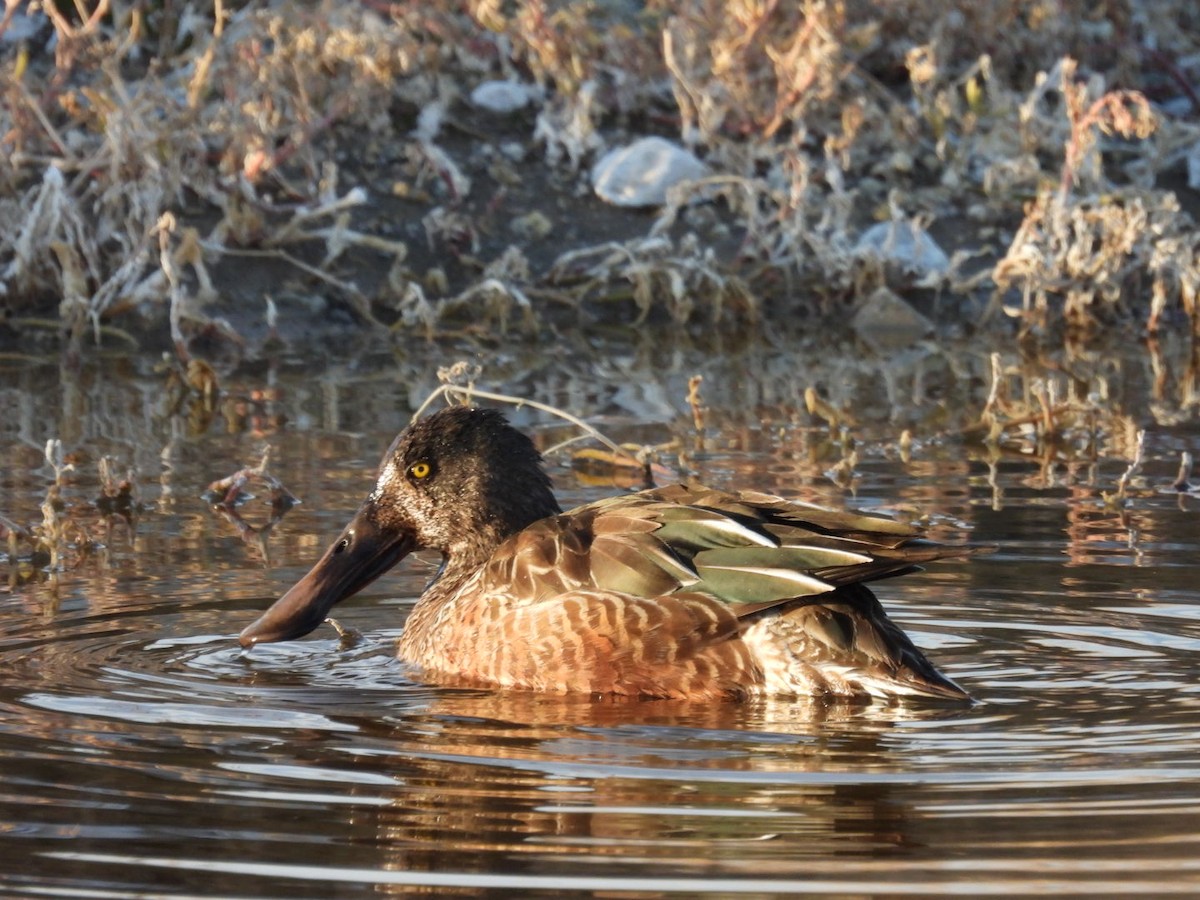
left=3, top=396, right=1200, bottom=896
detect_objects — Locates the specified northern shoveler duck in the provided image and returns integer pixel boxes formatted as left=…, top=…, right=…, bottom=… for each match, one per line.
left=240, top=406, right=972, bottom=701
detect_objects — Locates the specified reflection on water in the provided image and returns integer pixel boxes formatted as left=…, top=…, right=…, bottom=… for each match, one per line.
left=2, top=336, right=1200, bottom=896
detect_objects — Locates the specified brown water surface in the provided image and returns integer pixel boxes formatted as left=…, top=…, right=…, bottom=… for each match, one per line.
left=2, top=336, right=1199, bottom=897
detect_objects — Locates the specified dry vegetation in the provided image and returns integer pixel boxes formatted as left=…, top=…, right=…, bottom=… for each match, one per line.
left=1, top=0, right=1199, bottom=355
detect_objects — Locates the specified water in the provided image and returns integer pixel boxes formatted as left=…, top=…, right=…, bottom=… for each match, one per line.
left=2, top=338, right=1199, bottom=896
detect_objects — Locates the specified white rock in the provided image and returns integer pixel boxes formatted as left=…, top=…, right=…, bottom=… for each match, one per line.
left=591, top=137, right=707, bottom=207
left=854, top=221, right=950, bottom=276
left=471, top=80, right=536, bottom=114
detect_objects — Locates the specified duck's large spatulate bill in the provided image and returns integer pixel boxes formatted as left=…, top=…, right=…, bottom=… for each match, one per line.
left=239, top=503, right=415, bottom=647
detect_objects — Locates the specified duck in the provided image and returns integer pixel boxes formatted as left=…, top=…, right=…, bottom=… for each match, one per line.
left=239, top=406, right=972, bottom=702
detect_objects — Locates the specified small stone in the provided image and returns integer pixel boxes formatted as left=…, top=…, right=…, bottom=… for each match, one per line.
left=591, top=137, right=707, bottom=207
left=889, top=150, right=914, bottom=173
left=511, top=212, right=553, bottom=241
left=471, top=80, right=536, bottom=114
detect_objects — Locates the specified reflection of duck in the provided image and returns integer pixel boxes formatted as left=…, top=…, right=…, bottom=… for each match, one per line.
left=241, top=407, right=972, bottom=701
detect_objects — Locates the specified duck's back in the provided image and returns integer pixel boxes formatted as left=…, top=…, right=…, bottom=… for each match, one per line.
left=399, top=483, right=970, bottom=701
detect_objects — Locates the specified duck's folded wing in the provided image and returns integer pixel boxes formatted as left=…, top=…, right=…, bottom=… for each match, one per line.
left=485, top=484, right=976, bottom=613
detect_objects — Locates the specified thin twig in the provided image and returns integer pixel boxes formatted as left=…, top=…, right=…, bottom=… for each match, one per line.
left=411, top=384, right=640, bottom=466
left=199, top=242, right=375, bottom=310
left=1172, top=451, right=1194, bottom=493
left=12, top=78, right=79, bottom=164
left=1114, top=429, right=1146, bottom=501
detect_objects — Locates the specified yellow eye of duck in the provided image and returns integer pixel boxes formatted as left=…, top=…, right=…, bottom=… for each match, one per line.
left=409, top=461, right=432, bottom=480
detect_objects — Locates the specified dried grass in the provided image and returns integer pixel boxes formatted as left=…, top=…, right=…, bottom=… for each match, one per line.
left=2, top=0, right=1199, bottom=349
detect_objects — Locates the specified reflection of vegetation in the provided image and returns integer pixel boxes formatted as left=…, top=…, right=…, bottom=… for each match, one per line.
left=203, top=447, right=300, bottom=565
left=2, top=438, right=139, bottom=591
left=0, top=329, right=1196, bottom=595
left=163, top=355, right=222, bottom=435
left=1, top=2, right=1198, bottom=353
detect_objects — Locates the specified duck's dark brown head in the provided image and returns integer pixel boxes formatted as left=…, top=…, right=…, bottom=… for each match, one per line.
left=239, top=406, right=561, bottom=647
